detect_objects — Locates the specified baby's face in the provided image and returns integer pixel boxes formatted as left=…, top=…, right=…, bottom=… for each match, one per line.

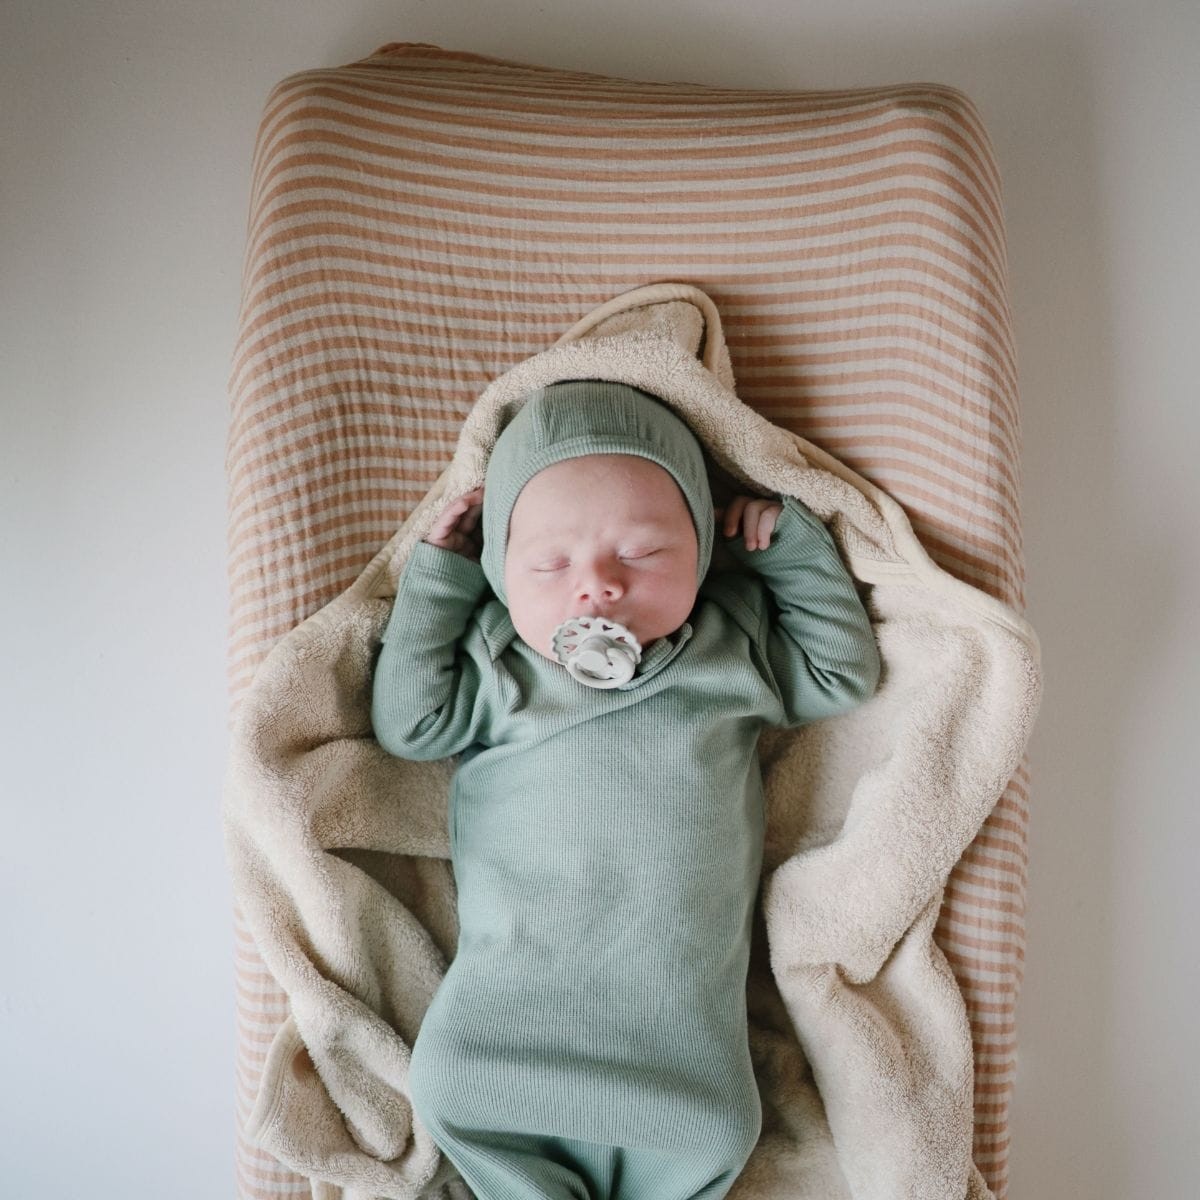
left=504, top=453, right=701, bottom=660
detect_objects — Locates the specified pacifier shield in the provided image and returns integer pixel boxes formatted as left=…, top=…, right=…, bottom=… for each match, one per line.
left=550, top=616, right=643, bottom=689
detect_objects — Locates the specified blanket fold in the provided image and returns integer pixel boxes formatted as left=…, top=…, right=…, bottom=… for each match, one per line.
left=223, top=282, right=1041, bottom=1200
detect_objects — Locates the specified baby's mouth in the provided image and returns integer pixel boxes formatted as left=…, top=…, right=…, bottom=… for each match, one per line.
left=582, top=611, right=630, bottom=633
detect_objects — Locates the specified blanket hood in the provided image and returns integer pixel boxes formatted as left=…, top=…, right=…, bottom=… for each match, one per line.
left=224, top=282, right=1041, bottom=1200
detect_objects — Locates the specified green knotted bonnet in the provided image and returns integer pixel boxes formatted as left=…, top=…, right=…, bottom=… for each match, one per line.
left=480, top=380, right=714, bottom=605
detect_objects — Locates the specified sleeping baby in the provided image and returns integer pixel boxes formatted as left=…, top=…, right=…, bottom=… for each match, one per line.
left=371, top=379, right=881, bottom=1200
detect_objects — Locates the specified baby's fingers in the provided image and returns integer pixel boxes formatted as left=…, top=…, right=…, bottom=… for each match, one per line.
left=444, top=529, right=481, bottom=560
left=456, top=487, right=485, bottom=533
left=739, top=498, right=783, bottom=550
left=434, top=488, right=481, bottom=532
left=425, top=488, right=484, bottom=547
left=754, top=501, right=781, bottom=550
left=717, top=495, right=782, bottom=550
left=426, top=509, right=458, bottom=543
left=720, top=495, right=750, bottom=539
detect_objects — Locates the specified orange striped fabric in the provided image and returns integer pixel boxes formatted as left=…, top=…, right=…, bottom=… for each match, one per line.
left=227, top=43, right=1028, bottom=1199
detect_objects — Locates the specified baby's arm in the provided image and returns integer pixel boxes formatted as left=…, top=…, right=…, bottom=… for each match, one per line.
left=372, top=489, right=497, bottom=761
left=721, top=494, right=881, bottom=725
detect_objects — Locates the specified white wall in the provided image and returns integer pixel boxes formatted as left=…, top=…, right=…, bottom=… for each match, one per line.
left=3, top=1, right=1196, bottom=1195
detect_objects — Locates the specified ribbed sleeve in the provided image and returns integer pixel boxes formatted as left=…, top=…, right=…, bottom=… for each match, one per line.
left=723, top=496, right=881, bottom=725
left=370, top=542, right=497, bottom=760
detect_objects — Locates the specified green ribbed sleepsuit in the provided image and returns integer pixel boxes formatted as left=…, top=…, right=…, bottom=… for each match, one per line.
left=371, top=496, right=880, bottom=1200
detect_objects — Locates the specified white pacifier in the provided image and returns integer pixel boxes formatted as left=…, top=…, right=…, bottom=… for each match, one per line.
left=550, top=616, right=643, bottom=689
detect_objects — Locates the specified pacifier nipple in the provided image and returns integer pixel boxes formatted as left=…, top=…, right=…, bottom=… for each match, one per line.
left=550, top=616, right=643, bottom=689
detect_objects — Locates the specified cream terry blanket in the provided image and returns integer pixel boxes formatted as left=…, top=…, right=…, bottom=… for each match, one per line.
left=223, top=282, right=1041, bottom=1200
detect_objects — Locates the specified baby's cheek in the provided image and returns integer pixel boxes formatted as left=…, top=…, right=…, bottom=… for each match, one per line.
left=508, top=587, right=559, bottom=658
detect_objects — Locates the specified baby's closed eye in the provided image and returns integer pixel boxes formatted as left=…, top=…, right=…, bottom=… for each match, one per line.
left=530, top=549, right=662, bottom=571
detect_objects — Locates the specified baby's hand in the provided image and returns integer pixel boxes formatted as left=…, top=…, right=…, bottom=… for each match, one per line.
left=717, top=494, right=783, bottom=551
left=424, top=487, right=485, bottom=560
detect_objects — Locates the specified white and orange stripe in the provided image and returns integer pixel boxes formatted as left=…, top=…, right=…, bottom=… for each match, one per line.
left=227, top=43, right=1029, bottom=1199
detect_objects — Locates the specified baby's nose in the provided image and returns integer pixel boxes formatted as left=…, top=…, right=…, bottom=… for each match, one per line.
left=575, top=560, right=625, bottom=604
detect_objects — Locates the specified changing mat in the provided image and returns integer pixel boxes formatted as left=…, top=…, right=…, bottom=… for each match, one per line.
left=225, top=44, right=1036, bottom=1199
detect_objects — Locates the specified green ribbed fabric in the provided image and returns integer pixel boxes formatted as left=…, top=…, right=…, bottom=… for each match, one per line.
left=371, top=496, right=879, bottom=1199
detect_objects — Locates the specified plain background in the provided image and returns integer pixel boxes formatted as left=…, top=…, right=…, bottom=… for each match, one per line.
left=2, top=1, right=1196, bottom=1196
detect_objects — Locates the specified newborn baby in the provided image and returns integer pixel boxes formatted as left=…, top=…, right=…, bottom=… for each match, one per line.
left=371, top=380, right=881, bottom=1200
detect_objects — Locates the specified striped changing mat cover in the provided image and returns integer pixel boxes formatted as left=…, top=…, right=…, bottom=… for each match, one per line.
left=227, top=43, right=1029, bottom=1199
